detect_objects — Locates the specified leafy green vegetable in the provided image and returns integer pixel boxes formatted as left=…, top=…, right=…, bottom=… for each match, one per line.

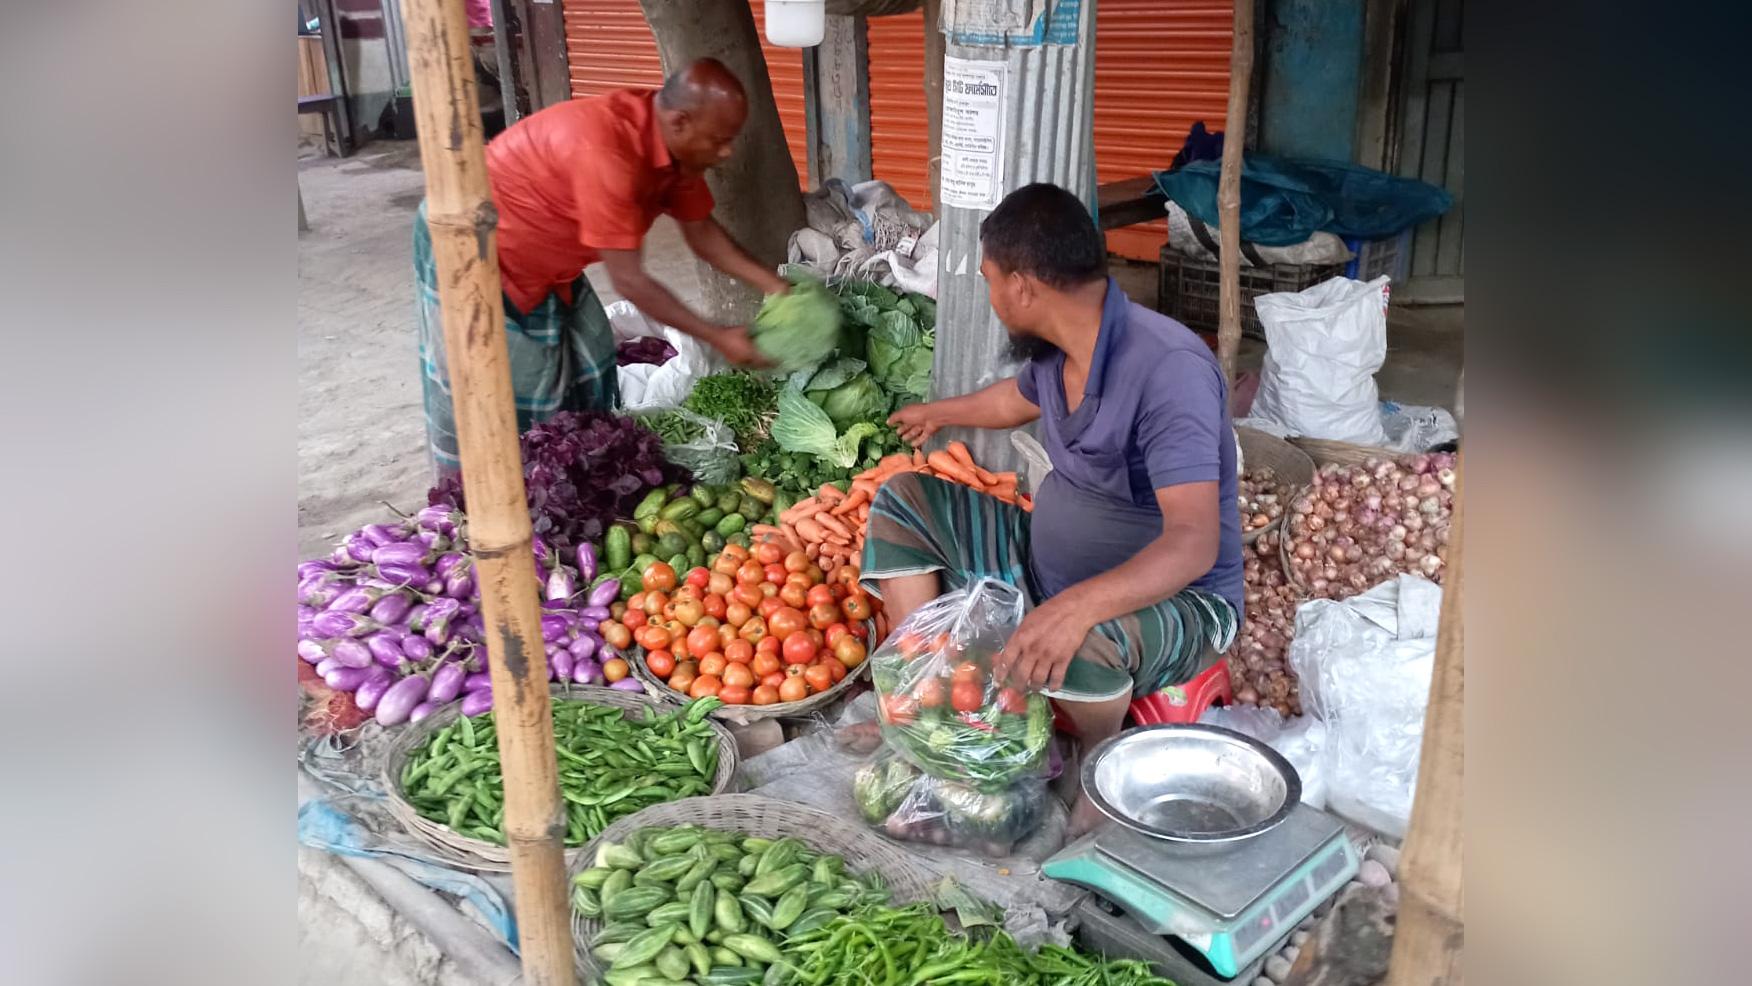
left=750, top=276, right=843, bottom=370
left=682, top=370, right=778, bottom=449
left=866, top=308, right=935, bottom=405
left=638, top=408, right=741, bottom=485
left=770, top=389, right=880, bottom=469
left=814, top=373, right=888, bottom=430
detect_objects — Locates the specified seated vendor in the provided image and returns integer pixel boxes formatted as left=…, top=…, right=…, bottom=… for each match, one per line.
left=863, top=183, right=1242, bottom=835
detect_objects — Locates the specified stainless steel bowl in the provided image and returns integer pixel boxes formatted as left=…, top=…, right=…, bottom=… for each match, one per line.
left=1083, top=724, right=1300, bottom=849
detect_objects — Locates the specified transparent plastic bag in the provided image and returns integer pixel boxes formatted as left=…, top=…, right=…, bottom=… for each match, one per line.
left=869, top=578, right=1055, bottom=792
left=852, top=749, right=1048, bottom=857
left=635, top=407, right=740, bottom=485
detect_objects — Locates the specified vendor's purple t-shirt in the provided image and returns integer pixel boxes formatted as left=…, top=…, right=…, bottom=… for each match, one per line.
left=1015, top=279, right=1242, bottom=616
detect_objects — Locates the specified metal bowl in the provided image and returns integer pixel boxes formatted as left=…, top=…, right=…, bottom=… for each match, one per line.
left=1083, top=724, right=1300, bottom=849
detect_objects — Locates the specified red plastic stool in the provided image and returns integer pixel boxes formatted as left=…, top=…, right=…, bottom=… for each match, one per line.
left=1052, top=658, right=1234, bottom=735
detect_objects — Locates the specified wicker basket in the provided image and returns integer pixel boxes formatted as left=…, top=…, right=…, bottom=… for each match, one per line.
left=1237, top=427, right=1314, bottom=545
left=628, top=623, right=874, bottom=724
left=382, top=684, right=740, bottom=872
left=569, top=794, right=936, bottom=978
left=1289, top=436, right=1402, bottom=468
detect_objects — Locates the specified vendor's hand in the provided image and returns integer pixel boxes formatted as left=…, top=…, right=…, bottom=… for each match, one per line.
left=713, top=326, right=771, bottom=368
left=758, top=274, right=791, bottom=297
left=995, top=596, right=1091, bottom=692
left=888, top=403, right=945, bottom=445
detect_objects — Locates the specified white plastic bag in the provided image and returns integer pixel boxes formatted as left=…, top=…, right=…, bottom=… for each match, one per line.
left=1165, top=201, right=1353, bottom=267
left=607, top=300, right=725, bottom=411
left=1288, top=574, right=1440, bottom=838
left=1251, top=276, right=1392, bottom=446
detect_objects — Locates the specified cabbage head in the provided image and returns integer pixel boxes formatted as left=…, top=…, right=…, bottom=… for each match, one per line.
left=866, top=309, right=935, bottom=403
left=751, top=277, right=843, bottom=370
left=771, top=389, right=879, bottom=468
left=812, top=373, right=887, bottom=430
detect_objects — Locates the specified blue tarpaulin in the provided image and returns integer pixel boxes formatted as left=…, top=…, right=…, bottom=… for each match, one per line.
left=1153, top=154, right=1452, bottom=246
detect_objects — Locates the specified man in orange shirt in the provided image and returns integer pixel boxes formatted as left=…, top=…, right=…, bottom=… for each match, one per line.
left=414, top=58, right=788, bottom=476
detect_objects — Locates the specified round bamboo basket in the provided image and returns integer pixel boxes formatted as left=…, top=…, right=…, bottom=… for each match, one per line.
left=628, top=622, right=874, bottom=724
left=1289, top=435, right=1401, bottom=468
left=1236, top=426, right=1314, bottom=545
left=568, top=794, right=936, bottom=978
left=382, top=684, right=740, bottom=873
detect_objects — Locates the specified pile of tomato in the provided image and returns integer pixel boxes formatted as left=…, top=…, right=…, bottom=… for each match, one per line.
left=596, top=541, right=879, bottom=706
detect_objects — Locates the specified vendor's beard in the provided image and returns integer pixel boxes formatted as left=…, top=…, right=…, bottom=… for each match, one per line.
left=1005, top=331, right=1057, bottom=363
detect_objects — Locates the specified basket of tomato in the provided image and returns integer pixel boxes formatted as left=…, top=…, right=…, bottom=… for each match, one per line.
left=602, top=540, right=881, bottom=722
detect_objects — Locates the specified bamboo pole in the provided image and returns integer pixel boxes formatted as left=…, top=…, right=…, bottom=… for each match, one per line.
left=1215, top=0, right=1255, bottom=386
left=399, top=2, right=574, bottom=984
left=1385, top=455, right=1465, bottom=986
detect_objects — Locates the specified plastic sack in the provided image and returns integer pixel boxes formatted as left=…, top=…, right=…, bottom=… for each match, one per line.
left=1251, top=276, right=1392, bottom=446
left=870, top=578, right=1055, bottom=792
left=607, top=300, right=725, bottom=411
left=1166, top=201, right=1353, bottom=268
left=635, top=407, right=741, bottom=485
left=853, top=750, right=1049, bottom=857
left=1288, top=574, right=1440, bottom=838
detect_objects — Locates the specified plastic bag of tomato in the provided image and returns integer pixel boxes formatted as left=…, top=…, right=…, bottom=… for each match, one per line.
left=598, top=541, right=881, bottom=718
left=869, top=578, right=1055, bottom=793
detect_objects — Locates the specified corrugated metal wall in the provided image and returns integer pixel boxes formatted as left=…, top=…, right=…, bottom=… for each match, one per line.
left=560, top=0, right=809, bottom=186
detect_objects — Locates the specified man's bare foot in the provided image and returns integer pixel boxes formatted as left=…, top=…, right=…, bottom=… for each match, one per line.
left=1066, top=789, right=1110, bottom=839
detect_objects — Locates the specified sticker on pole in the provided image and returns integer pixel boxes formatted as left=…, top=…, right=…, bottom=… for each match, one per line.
left=939, top=56, right=1009, bottom=211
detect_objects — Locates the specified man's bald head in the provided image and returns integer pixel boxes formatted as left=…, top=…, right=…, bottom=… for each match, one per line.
left=654, top=58, right=749, bottom=174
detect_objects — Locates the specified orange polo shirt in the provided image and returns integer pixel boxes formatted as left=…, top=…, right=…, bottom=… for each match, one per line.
left=486, top=89, right=716, bottom=314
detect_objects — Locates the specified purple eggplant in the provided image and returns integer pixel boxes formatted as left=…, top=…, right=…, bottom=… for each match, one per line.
left=311, top=611, right=380, bottom=639
left=580, top=605, right=612, bottom=622
left=423, top=598, right=462, bottom=642
left=314, top=657, right=339, bottom=677
left=361, top=523, right=405, bottom=547
left=545, top=567, right=576, bottom=603
left=329, top=546, right=355, bottom=567
left=364, top=633, right=407, bottom=669
left=541, top=599, right=571, bottom=611
left=532, top=536, right=554, bottom=567
left=609, top=677, right=645, bottom=693
left=540, top=614, right=570, bottom=643
left=414, top=530, right=447, bottom=551
left=444, top=568, right=475, bottom=599
left=460, top=688, right=494, bottom=717
left=433, top=552, right=467, bottom=579
left=416, top=505, right=461, bottom=534
left=568, top=635, right=599, bottom=661
left=327, top=638, right=374, bottom=669
left=400, top=634, right=434, bottom=662
left=550, top=651, right=575, bottom=681
left=373, top=540, right=430, bottom=568
left=369, top=593, right=412, bottom=625
left=405, top=603, right=431, bottom=632
left=296, top=639, right=330, bottom=664
left=408, top=700, right=439, bottom=723
left=576, top=542, right=598, bottom=583
left=352, top=669, right=396, bottom=712
left=428, top=663, right=467, bottom=703
left=464, top=671, right=493, bottom=692
left=327, top=586, right=381, bottom=615
left=323, top=666, right=373, bottom=691
left=586, top=579, right=620, bottom=609
left=344, top=535, right=376, bottom=563
left=299, top=578, right=347, bottom=609
left=571, top=657, right=603, bottom=686
left=298, top=560, right=339, bottom=581
left=375, top=675, right=430, bottom=726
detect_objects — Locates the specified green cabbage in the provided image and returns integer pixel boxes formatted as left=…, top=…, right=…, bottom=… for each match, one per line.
left=866, top=309, right=935, bottom=403
left=750, top=276, right=843, bottom=370
left=770, top=389, right=879, bottom=469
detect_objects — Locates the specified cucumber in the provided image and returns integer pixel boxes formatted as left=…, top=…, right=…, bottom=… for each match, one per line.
left=667, top=553, right=690, bottom=575
left=593, top=922, right=649, bottom=946
left=709, top=947, right=743, bottom=968
left=722, top=933, right=785, bottom=965
left=657, top=532, right=691, bottom=558
left=691, top=485, right=719, bottom=507
left=604, top=527, right=633, bottom=573
left=634, top=488, right=670, bottom=521
left=615, top=924, right=679, bottom=969
left=654, top=945, right=691, bottom=981
left=659, top=499, right=700, bottom=522
left=703, top=967, right=760, bottom=985
left=645, top=902, right=692, bottom=927
left=701, top=530, right=726, bottom=554
left=713, top=889, right=745, bottom=935
left=603, top=886, right=671, bottom=922
left=572, top=886, right=602, bottom=918
left=600, top=869, right=634, bottom=908
left=695, top=507, right=725, bottom=529
left=686, top=543, right=706, bottom=568
left=631, top=532, right=657, bottom=557
left=715, top=513, right=747, bottom=536
left=597, top=843, right=647, bottom=870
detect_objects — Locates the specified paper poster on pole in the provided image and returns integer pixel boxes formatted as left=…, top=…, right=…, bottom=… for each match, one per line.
left=939, top=56, right=1009, bottom=211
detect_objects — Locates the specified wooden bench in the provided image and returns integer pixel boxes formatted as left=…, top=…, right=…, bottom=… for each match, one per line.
left=1095, top=175, right=1164, bottom=231
left=299, top=93, right=345, bottom=158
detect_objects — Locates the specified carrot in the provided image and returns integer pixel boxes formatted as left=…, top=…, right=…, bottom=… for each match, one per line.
left=926, top=451, right=983, bottom=487
left=817, top=484, right=845, bottom=506
left=946, top=441, right=977, bottom=470
left=974, top=467, right=998, bottom=486
left=831, top=487, right=869, bottom=516
left=987, top=477, right=1018, bottom=498
left=991, top=471, right=1019, bottom=487
left=751, top=523, right=783, bottom=539
left=850, top=478, right=879, bottom=498
left=782, top=521, right=804, bottom=547
left=813, top=512, right=853, bottom=539
left=805, top=541, right=821, bottom=560
left=780, top=497, right=818, bottom=525
left=795, top=517, right=828, bottom=542
left=913, top=449, right=927, bottom=468
left=877, top=453, right=912, bottom=472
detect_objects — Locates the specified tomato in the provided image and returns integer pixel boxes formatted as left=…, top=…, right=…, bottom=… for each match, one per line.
left=848, top=621, right=868, bottom=641
left=951, top=680, right=983, bottom=713
left=759, top=582, right=779, bottom=599
left=601, top=621, right=632, bottom=650
left=602, top=658, right=630, bottom=683
left=804, top=584, right=836, bottom=610
left=916, top=675, right=947, bottom=708
left=643, top=562, right=677, bottom=592
left=731, top=583, right=765, bottom=609
left=784, top=551, right=809, bottom=574
left=738, top=617, right=768, bottom=643
left=763, top=563, right=789, bottom=585
left=718, top=684, right=752, bottom=705
left=895, top=631, right=925, bottom=658
left=621, top=608, right=648, bottom=631
left=824, top=623, right=851, bottom=648
left=722, top=662, right=755, bottom=689
left=778, top=676, right=809, bottom=703
left=635, top=625, right=668, bottom=651
left=752, top=685, right=780, bottom=706
left=724, top=601, right=753, bottom=628
left=627, top=592, right=647, bottom=612
left=722, top=639, right=753, bottom=665
left=781, top=631, right=818, bottom=666
left=995, top=687, right=1028, bottom=715
left=751, top=652, right=781, bottom=678
left=761, top=671, right=786, bottom=690
left=829, top=582, right=848, bottom=602
left=756, top=635, right=781, bottom=659
left=703, top=593, right=728, bottom=621
left=755, top=541, right=785, bottom=566
left=818, top=655, right=848, bottom=683
left=671, top=582, right=699, bottom=602
left=672, top=598, right=705, bottom=627
left=717, top=624, right=738, bottom=650
left=833, top=564, right=860, bottom=586
left=721, top=542, right=750, bottom=562
left=610, top=602, right=627, bottom=620
left=669, top=633, right=690, bottom=661
left=736, top=560, right=766, bottom=586
left=768, top=606, right=808, bottom=639
left=644, top=649, right=676, bottom=677
left=879, top=694, right=919, bottom=725
left=685, top=566, right=711, bottom=590
left=698, top=653, right=727, bottom=677
left=706, top=571, right=735, bottom=597
left=688, top=674, right=723, bottom=699
left=805, top=628, right=825, bottom=650
left=841, top=593, right=874, bottom=622
left=697, top=615, right=720, bottom=629
left=778, top=582, right=808, bottom=609
left=642, top=591, right=668, bottom=617
left=951, top=661, right=982, bottom=685
left=833, top=636, right=868, bottom=669
left=711, top=554, right=741, bottom=577
left=757, top=596, right=785, bottom=620
left=668, top=665, right=697, bottom=693
left=807, top=602, right=841, bottom=631
left=676, top=625, right=710, bottom=657
left=803, top=664, right=834, bottom=693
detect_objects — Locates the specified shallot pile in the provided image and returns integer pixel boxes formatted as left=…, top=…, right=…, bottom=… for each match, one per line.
left=1237, top=467, right=1290, bottom=535
left=1283, top=453, right=1457, bottom=600
left=295, top=506, right=639, bottom=728
left=1230, top=529, right=1305, bottom=717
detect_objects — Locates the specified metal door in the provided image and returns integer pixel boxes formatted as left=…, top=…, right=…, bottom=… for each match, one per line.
left=1393, top=0, right=1463, bottom=302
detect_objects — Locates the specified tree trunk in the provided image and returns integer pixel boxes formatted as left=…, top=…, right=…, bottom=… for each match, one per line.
left=1216, top=0, right=1255, bottom=386
left=638, top=0, right=806, bottom=324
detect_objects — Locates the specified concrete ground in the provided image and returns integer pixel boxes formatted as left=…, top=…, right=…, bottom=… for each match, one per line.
left=296, top=141, right=1463, bottom=982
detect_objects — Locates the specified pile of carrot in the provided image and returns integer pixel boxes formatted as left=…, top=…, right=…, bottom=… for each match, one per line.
left=749, top=440, right=1032, bottom=590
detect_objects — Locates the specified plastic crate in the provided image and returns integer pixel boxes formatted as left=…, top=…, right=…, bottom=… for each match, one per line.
left=1074, top=898, right=1274, bottom=986
left=1342, top=227, right=1413, bottom=282
left=1158, top=247, right=1345, bottom=339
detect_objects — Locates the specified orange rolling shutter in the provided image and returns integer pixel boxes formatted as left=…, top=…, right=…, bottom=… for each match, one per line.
left=560, top=0, right=809, bottom=186
left=867, top=11, right=933, bottom=210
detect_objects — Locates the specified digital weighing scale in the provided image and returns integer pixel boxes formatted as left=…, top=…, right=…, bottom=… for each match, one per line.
left=1044, top=803, right=1358, bottom=980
